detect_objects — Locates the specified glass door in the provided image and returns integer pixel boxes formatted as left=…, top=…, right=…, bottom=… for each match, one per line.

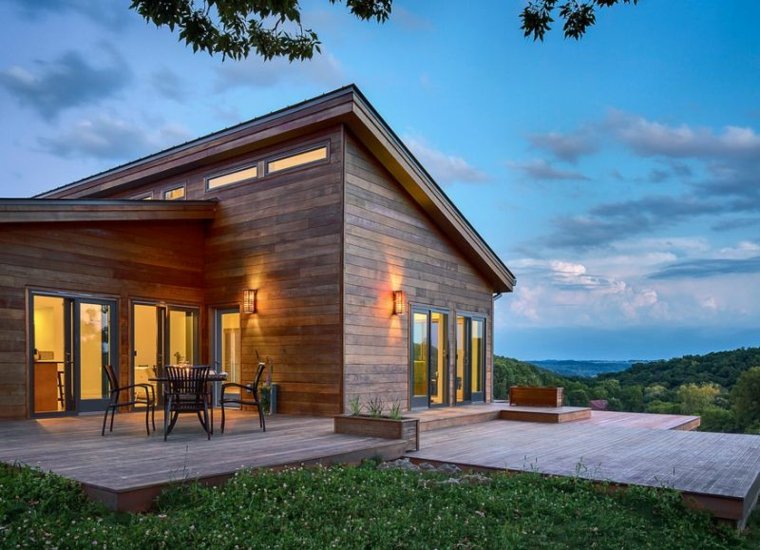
left=213, top=308, right=241, bottom=404
left=30, top=293, right=117, bottom=415
left=456, top=315, right=486, bottom=403
left=76, top=300, right=116, bottom=412
left=167, top=307, right=199, bottom=365
left=31, top=295, right=71, bottom=415
left=410, top=307, right=448, bottom=408
left=131, top=302, right=199, bottom=395
left=132, top=303, right=165, bottom=401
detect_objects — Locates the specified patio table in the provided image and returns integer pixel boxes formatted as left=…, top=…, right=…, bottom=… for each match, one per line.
left=150, top=369, right=228, bottom=433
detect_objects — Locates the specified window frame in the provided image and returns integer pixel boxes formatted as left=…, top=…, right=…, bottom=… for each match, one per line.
left=162, top=183, right=187, bottom=201
left=204, top=162, right=260, bottom=192
left=265, top=143, right=330, bottom=176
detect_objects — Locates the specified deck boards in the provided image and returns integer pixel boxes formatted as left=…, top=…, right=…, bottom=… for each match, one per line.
left=0, top=411, right=407, bottom=510
left=407, top=418, right=760, bottom=525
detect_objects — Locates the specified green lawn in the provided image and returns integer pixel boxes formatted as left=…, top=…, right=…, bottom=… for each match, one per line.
left=0, top=462, right=756, bottom=549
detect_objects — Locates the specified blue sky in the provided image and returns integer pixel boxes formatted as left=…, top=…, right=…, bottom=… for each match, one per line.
left=1, top=1, right=758, bottom=360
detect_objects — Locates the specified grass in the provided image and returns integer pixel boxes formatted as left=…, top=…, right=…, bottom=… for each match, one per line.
left=0, top=461, right=757, bottom=549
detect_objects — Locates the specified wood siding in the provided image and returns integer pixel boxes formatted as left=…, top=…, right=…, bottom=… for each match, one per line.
left=42, top=128, right=345, bottom=417
left=0, top=221, right=206, bottom=419
left=201, top=129, right=344, bottom=416
left=342, top=133, right=494, bottom=411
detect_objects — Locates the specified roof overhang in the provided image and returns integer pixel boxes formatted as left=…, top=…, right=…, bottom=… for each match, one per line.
left=33, top=86, right=514, bottom=292
left=0, top=199, right=217, bottom=223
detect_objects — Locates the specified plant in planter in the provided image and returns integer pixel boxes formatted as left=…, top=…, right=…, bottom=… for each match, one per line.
left=259, top=358, right=278, bottom=415
left=334, top=396, right=419, bottom=452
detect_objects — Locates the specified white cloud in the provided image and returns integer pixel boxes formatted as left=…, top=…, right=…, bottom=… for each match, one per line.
left=403, top=135, right=488, bottom=186
left=215, top=52, right=345, bottom=91
left=39, top=114, right=192, bottom=160
left=528, top=130, right=597, bottom=163
left=508, top=159, right=590, bottom=181
left=604, top=109, right=760, bottom=159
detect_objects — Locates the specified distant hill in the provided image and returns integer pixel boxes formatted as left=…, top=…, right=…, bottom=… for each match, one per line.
left=527, top=359, right=637, bottom=378
left=593, top=347, right=760, bottom=390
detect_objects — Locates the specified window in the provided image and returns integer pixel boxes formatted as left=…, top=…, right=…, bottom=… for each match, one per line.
left=266, top=146, right=328, bottom=174
left=163, top=185, right=185, bottom=200
left=131, top=193, right=152, bottom=200
left=206, top=165, right=258, bottom=190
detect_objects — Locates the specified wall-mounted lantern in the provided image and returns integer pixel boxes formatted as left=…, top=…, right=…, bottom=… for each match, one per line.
left=243, top=288, right=258, bottom=314
left=393, top=290, right=406, bottom=316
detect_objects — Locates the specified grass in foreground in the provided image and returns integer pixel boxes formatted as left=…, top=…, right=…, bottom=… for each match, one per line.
left=0, top=461, right=757, bottom=549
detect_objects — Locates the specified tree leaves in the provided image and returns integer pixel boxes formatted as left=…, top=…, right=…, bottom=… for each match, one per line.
left=521, top=0, right=638, bottom=41
left=129, top=0, right=392, bottom=61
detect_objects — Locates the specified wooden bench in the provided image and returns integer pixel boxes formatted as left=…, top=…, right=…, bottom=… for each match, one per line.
left=509, top=386, right=564, bottom=407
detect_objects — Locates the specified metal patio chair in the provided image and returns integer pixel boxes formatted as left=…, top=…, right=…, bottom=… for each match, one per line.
left=101, top=364, right=156, bottom=436
left=163, top=365, right=212, bottom=440
left=220, top=361, right=266, bottom=433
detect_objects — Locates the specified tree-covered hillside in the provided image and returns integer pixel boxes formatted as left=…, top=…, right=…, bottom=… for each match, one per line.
left=494, top=347, right=760, bottom=434
left=594, top=348, right=760, bottom=389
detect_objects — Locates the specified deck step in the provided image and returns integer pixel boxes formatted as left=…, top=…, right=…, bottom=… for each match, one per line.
left=418, top=410, right=501, bottom=432
left=499, top=406, right=591, bottom=423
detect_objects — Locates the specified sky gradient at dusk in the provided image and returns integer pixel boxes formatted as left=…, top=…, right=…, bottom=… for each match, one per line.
left=1, top=1, right=758, bottom=360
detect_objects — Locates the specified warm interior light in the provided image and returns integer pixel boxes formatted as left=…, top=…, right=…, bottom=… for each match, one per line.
left=393, top=290, right=405, bottom=315
left=243, top=289, right=258, bottom=314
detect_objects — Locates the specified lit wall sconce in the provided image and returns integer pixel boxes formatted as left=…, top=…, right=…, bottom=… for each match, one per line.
left=393, top=290, right=406, bottom=316
left=243, top=288, right=258, bottom=314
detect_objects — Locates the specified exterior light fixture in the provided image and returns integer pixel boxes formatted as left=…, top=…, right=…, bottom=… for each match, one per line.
left=393, top=290, right=406, bottom=316
left=243, top=289, right=258, bottom=314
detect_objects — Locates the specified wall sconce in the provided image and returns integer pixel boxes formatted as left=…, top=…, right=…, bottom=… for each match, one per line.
left=393, top=290, right=406, bottom=316
left=243, top=288, right=258, bottom=314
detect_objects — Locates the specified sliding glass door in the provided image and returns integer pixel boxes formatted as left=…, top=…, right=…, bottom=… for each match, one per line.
left=410, top=307, right=448, bottom=408
left=30, top=293, right=117, bottom=416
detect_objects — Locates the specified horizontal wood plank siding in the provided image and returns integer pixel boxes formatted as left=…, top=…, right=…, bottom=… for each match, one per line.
left=202, top=128, right=344, bottom=416
left=343, top=133, right=494, bottom=411
left=45, top=128, right=345, bottom=417
left=0, top=221, right=206, bottom=419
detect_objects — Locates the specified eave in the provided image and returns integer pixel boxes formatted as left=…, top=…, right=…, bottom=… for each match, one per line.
left=0, top=199, right=217, bottom=223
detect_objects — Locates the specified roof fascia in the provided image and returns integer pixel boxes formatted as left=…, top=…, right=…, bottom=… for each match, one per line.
left=0, top=199, right=217, bottom=223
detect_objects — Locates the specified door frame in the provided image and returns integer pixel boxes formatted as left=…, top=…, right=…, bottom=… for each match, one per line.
left=409, top=305, right=450, bottom=409
left=28, top=290, right=119, bottom=417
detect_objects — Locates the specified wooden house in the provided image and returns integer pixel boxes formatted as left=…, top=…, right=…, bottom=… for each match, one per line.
left=0, top=85, right=514, bottom=419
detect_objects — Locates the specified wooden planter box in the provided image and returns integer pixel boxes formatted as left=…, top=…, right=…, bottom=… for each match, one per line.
left=334, top=415, right=419, bottom=452
left=509, top=386, right=564, bottom=407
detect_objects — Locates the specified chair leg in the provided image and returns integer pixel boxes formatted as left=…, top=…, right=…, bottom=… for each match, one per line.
left=163, top=397, right=171, bottom=441
left=144, top=403, right=150, bottom=436
left=259, top=404, right=266, bottom=432
left=151, top=402, right=156, bottom=432
left=205, top=404, right=211, bottom=440
left=221, top=401, right=226, bottom=434
left=109, top=406, right=116, bottom=433
left=101, top=406, right=110, bottom=436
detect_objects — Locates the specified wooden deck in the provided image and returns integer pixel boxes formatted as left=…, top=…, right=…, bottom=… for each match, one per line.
left=407, top=419, right=760, bottom=527
left=0, top=411, right=407, bottom=512
left=406, top=402, right=698, bottom=431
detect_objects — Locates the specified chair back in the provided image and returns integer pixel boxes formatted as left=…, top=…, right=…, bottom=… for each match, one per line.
left=166, top=365, right=210, bottom=398
left=102, top=364, right=119, bottom=392
left=251, top=361, right=266, bottom=392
